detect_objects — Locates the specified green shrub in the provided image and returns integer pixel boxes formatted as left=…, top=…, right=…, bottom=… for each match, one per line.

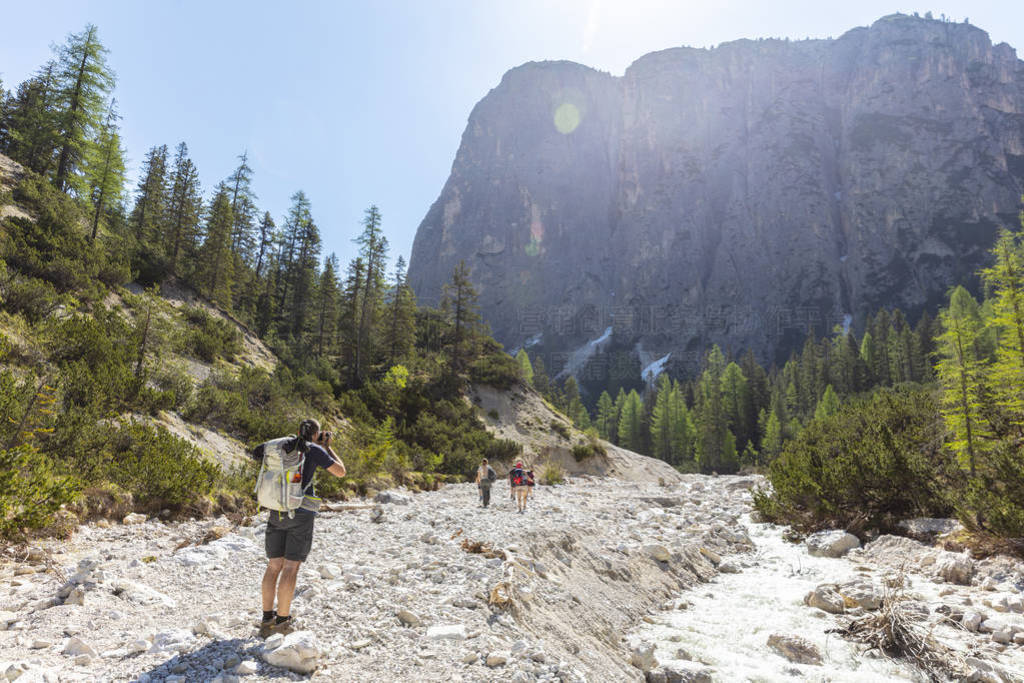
left=487, top=409, right=499, bottom=420
left=0, top=275, right=60, bottom=323
left=469, top=351, right=520, bottom=389
left=572, top=442, right=601, bottom=461
left=181, top=307, right=240, bottom=362
left=550, top=420, right=570, bottom=440
left=754, top=387, right=958, bottom=534
left=0, top=445, right=80, bottom=538
left=150, top=364, right=194, bottom=410
left=960, top=444, right=1024, bottom=537
left=540, top=461, right=565, bottom=485
left=100, top=420, right=220, bottom=510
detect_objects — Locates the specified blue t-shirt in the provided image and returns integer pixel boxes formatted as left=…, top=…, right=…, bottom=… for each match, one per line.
left=252, top=438, right=335, bottom=498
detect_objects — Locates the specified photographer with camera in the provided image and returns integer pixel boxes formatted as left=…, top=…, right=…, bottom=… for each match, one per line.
left=251, top=418, right=345, bottom=636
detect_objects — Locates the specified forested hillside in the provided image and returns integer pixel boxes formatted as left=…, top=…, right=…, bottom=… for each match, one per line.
left=0, top=25, right=529, bottom=540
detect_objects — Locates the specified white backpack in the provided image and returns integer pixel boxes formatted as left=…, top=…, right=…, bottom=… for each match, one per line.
left=255, top=436, right=310, bottom=516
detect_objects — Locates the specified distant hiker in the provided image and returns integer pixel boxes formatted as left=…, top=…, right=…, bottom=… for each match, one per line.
left=251, top=418, right=345, bottom=637
left=474, top=458, right=497, bottom=507
left=526, top=468, right=536, bottom=500
left=509, top=461, right=529, bottom=513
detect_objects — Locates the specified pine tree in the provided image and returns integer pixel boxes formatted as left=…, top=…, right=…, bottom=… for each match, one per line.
left=695, top=345, right=738, bottom=472
left=165, top=142, right=203, bottom=276
left=253, top=211, right=276, bottom=281
left=383, top=255, right=416, bottom=362
left=532, top=355, right=552, bottom=397
left=441, top=260, right=481, bottom=374
left=761, top=408, right=783, bottom=462
left=516, top=349, right=534, bottom=386
left=617, top=390, right=644, bottom=451
left=225, top=151, right=257, bottom=261
left=859, top=330, right=876, bottom=386
left=936, top=286, right=992, bottom=476
left=130, top=144, right=169, bottom=242
left=563, top=377, right=589, bottom=428
left=83, top=100, right=126, bottom=241
left=814, top=384, right=841, bottom=422
left=339, top=256, right=365, bottom=380
left=52, top=24, right=115, bottom=193
left=595, top=390, right=615, bottom=440
left=314, top=254, right=340, bottom=358
left=194, top=184, right=235, bottom=307
left=650, top=374, right=677, bottom=462
left=720, top=361, right=750, bottom=452
left=353, top=205, right=389, bottom=382
left=611, top=387, right=627, bottom=445
left=4, top=64, right=61, bottom=174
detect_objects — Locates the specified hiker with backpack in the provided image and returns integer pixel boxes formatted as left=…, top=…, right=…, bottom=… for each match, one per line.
left=474, top=458, right=497, bottom=507
left=251, top=418, right=345, bottom=637
left=509, top=460, right=530, bottom=513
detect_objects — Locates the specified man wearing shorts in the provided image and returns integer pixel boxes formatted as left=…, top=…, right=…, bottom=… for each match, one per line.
left=251, top=418, right=345, bottom=636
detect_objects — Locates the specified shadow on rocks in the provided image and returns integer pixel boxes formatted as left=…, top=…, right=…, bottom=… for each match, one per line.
left=135, top=637, right=297, bottom=682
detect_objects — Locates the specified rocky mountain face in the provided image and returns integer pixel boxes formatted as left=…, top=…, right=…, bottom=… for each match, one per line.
left=408, top=14, right=1024, bottom=377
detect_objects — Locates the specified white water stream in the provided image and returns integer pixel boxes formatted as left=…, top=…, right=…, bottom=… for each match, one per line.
left=633, top=515, right=943, bottom=682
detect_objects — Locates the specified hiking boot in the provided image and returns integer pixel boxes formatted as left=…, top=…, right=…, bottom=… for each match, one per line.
left=269, top=616, right=296, bottom=636
left=258, top=617, right=276, bottom=638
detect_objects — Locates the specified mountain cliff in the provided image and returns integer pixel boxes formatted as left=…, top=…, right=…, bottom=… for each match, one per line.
left=408, top=14, right=1024, bottom=378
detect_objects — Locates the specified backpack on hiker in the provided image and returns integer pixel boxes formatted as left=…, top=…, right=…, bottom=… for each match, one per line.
left=487, top=466, right=497, bottom=483
left=510, top=466, right=525, bottom=487
left=254, top=436, right=311, bottom=517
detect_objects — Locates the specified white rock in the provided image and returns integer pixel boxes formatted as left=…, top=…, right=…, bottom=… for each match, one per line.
left=426, top=624, right=467, bottom=641
left=806, top=530, right=860, bottom=558
left=149, top=629, right=195, bottom=654
left=462, top=652, right=479, bottom=664
left=485, top=651, right=509, bottom=668
left=122, top=513, right=147, bottom=525
left=837, top=579, right=884, bottom=610
left=63, top=637, right=97, bottom=658
left=30, top=639, right=51, bottom=649
left=962, top=611, right=985, bottom=632
left=936, top=555, right=974, bottom=585
left=804, top=585, right=845, bottom=614
left=128, top=639, right=150, bottom=654
left=262, top=631, right=321, bottom=675
left=318, top=564, right=341, bottom=580
left=73, top=655, right=91, bottom=667
left=234, top=660, right=259, bottom=675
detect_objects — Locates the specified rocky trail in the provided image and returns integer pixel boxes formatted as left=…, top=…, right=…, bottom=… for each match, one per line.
left=1, top=476, right=1022, bottom=682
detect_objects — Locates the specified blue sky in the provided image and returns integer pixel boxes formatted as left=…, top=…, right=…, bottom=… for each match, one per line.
left=2, top=1, right=1021, bottom=273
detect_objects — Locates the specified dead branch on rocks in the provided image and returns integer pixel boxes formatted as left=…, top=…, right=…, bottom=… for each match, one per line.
left=460, top=538, right=507, bottom=560
left=828, top=575, right=969, bottom=682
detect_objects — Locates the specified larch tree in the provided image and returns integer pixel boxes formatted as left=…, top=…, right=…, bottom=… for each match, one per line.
left=936, top=286, right=991, bottom=476
left=981, top=229, right=1024, bottom=434
left=595, top=390, right=615, bottom=441
left=813, top=384, right=841, bottom=422
left=617, top=389, right=644, bottom=451
left=83, top=100, right=126, bottom=241
left=253, top=211, right=276, bottom=281
left=52, top=24, right=115, bottom=194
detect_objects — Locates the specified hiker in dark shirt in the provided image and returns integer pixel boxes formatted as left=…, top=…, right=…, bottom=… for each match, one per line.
left=474, top=458, right=497, bottom=507
left=509, top=460, right=530, bottom=513
left=251, top=418, right=345, bottom=637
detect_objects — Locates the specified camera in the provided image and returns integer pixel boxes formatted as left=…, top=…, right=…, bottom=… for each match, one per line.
left=317, top=430, right=332, bottom=444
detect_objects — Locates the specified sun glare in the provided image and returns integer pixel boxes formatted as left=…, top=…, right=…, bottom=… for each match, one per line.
left=553, top=102, right=581, bottom=134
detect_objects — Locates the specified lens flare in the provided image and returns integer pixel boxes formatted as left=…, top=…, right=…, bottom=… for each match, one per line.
left=553, top=103, right=581, bottom=134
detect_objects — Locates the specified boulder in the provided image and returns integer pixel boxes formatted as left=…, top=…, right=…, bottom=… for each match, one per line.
left=962, top=612, right=985, bottom=632
left=806, top=530, right=860, bottom=558
left=804, top=585, right=845, bottom=614
left=935, top=555, right=974, bottom=585
left=262, top=630, right=321, bottom=675
left=649, top=660, right=714, bottom=682
left=767, top=633, right=823, bottom=665
left=837, top=579, right=884, bottom=610
left=896, top=518, right=962, bottom=543
left=644, top=545, right=672, bottom=563
left=630, top=642, right=658, bottom=672
left=122, top=513, right=147, bottom=525
left=374, top=491, right=411, bottom=505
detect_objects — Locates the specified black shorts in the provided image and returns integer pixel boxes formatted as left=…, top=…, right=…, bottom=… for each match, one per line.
left=265, top=509, right=316, bottom=562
